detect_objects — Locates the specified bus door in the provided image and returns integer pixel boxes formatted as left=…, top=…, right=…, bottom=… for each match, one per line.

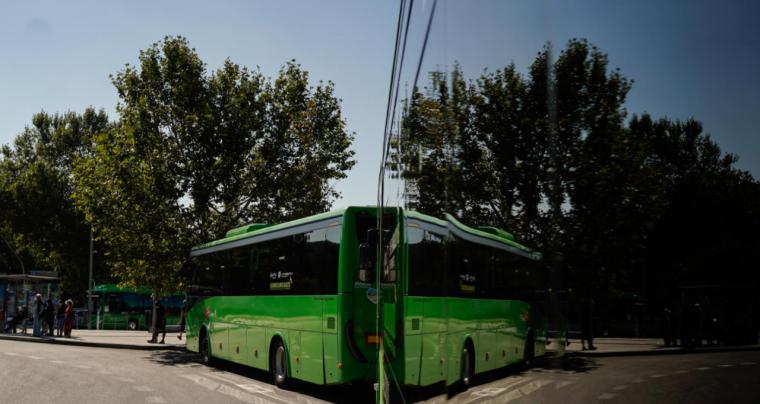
left=351, top=211, right=400, bottom=367
left=380, top=222, right=402, bottom=360
left=102, top=293, right=123, bottom=329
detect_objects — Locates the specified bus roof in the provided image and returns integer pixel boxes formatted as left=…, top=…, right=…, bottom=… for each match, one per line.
left=192, top=206, right=540, bottom=259
left=91, top=283, right=152, bottom=295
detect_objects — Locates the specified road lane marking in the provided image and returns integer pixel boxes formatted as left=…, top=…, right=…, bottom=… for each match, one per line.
left=180, top=374, right=290, bottom=404
left=499, top=389, right=523, bottom=402
left=72, top=364, right=91, bottom=369
left=204, top=373, right=275, bottom=394
left=27, top=356, right=42, bottom=360
left=519, top=379, right=553, bottom=396
left=719, top=364, right=734, bottom=368
left=697, top=367, right=711, bottom=371
left=146, top=397, right=167, bottom=404
left=612, top=385, right=628, bottom=391
left=4, top=352, right=18, bottom=356
left=180, top=374, right=219, bottom=391
left=599, top=393, right=616, bottom=400
left=555, top=380, right=576, bottom=389
left=464, top=377, right=531, bottom=404
left=471, top=387, right=507, bottom=397
left=649, top=374, right=665, bottom=378
left=50, top=360, right=65, bottom=364
left=133, top=385, right=154, bottom=392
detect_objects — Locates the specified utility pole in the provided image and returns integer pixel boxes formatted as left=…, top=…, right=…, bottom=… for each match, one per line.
left=87, top=227, right=94, bottom=329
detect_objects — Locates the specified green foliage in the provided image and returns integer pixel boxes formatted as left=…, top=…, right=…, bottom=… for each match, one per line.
left=393, top=39, right=760, bottom=300
left=71, top=36, right=355, bottom=294
left=0, top=109, right=110, bottom=297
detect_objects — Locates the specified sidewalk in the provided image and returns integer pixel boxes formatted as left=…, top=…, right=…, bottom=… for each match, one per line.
left=0, top=329, right=185, bottom=351
left=548, top=337, right=760, bottom=357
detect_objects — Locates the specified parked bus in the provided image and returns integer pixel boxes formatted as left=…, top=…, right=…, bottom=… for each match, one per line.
left=89, top=284, right=183, bottom=331
left=184, top=206, right=546, bottom=388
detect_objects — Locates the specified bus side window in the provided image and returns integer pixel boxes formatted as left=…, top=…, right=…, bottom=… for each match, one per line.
left=408, top=227, right=446, bottom=297
left=249, top=248, right=259, bottom=293
left=224, top=246, right=250, bottom=295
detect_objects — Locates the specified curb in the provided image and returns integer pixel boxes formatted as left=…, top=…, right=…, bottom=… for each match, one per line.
left=560, top=345, right=760, bottom=358
left=0, top=334, right=185, bottom=351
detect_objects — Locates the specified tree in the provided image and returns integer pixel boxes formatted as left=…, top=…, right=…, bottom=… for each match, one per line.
left=72, top=36, right=355, bottom=295
left=0, top=109, right=110, bottom=298
left=392, top=38, right=760, bottom=304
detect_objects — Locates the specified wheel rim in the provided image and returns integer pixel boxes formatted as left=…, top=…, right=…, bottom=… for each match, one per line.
left=128, top=321, right=137, bottom=330
left=274, top=346, right=286, bottom=384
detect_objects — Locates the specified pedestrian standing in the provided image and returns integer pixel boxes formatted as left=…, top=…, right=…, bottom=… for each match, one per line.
left=63, top=299, right=74, bottom=338
left=148, top=301, right=166, bottom=344
left=663, top=307, right=674, bottom=347
left=44, top=298, right=55, bottom=336
left=32, top=294, right=43, bottom=337
left=177, top=299, right=188, bottom=340
left=56, top=301, right=66, bottom=336
left=581, top=298, right=597, bottom=351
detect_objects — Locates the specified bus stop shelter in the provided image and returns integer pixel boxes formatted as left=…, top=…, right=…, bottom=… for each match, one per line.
left=0, top=272, right=61, bottom=327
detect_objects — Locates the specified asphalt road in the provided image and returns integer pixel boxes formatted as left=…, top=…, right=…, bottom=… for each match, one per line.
left=0, top=339, right=758, bottom=403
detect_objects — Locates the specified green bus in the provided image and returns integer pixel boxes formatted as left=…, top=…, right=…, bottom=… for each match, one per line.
left=89, top=284, right=183, bottom=331
left=184, top=206, right=546, bottom=388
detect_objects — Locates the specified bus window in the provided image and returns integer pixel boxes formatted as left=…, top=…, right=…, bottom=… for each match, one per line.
left=408, top=227, right=446, bottom=297
left=250, top=225, right=340, bottom=295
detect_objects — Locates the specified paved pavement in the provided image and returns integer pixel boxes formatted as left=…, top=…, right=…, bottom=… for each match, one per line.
left=1, top=338, right=759, bottom=403
left=549, top=337, right=760, bottom=357
left=0, top=329, right=185, bottom=350
left=0, top=338, right=331, bottom=404
left=417, top=350, right=760, bottom=403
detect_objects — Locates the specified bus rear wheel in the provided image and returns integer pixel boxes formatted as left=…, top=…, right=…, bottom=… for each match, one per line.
left=127, top=319, right=138, bottom=331
left=270, top=340, right=288, bottom=388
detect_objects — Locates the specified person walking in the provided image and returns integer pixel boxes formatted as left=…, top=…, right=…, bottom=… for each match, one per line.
left=32, top=294, right=43, bottom=337
left=148, top=301, right=166, bottom=344
left=63, top=299, right=74, bottom=338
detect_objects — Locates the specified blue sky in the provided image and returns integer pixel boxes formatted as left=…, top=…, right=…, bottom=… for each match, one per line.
left=1, top=0, right=758, bottom=208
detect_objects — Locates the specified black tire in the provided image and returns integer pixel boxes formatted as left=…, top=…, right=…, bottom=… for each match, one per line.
left=200, top=329, right=212, bottom=365
left=127, top=319, right=138, bottom=331
left=461, top=344, right=474, bottom=388
left=524, top=333, right=535, bottom=368
left=270, top=339, right=288, bottom=388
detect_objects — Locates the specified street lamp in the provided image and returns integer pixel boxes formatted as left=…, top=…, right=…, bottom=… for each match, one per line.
left=87, top=227, right=96, bottom=329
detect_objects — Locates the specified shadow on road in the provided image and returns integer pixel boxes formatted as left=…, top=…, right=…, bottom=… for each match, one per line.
left=402, top=355, right=602, bottom=402
left=531, top=354, right=601, bottom=374
left=145, top=350, right=599, bottom=403
left=145, top=349, right=374, bottom=403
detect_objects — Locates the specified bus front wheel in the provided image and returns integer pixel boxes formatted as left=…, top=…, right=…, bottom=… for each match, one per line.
left=200, top=330, right=212, bottom=365
left=461, top=344, right=474, bottom=388
left=127, top=319, right=138, bottom=331
left=270, top=340, right=288, bottom=388
left=524, top=332, right=535, bottom=368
